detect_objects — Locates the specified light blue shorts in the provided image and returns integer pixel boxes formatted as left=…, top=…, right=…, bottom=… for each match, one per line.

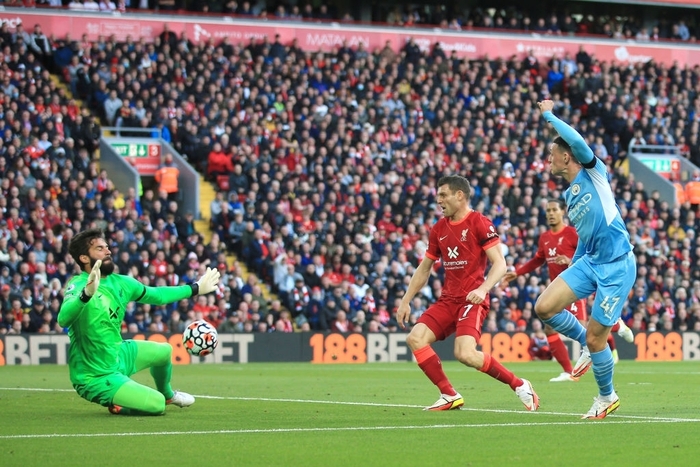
left=559, top=251, right=636, bottom=327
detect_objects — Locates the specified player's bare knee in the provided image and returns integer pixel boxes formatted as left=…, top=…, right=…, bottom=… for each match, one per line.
left=534, top=296, right=555, bottom=320
left=586, top=334, right=607, bottom=352
left=406, top=330, right=427, bottom=351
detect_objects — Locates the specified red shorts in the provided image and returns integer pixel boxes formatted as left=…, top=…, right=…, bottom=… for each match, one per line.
left=566, top=298, right=588, bottom=322
left=417, top=299, right=486, bottom=341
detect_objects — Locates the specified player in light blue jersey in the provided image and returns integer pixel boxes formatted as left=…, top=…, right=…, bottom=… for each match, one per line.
left=534, top=100, right=636, bottom=420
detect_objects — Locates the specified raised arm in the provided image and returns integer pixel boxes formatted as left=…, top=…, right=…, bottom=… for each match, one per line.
left=538, top=100, right=595, bottom=166
left=124, top=267, right=221, bottom=305
left=57, top=276, right=89, bottom=328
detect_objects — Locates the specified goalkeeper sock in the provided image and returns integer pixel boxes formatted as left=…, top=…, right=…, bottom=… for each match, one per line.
left=133, top=340, right=175, bottom=399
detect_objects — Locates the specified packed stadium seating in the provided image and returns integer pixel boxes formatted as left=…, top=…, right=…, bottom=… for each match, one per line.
left=1, top=8, right=700, bottom=336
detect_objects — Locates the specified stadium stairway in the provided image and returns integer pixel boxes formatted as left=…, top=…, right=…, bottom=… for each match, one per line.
left=195, top=178, right=277, bottom=305
left=49, top=75, right=105, bottom=158
left=50, top=73, right=278, bottom=306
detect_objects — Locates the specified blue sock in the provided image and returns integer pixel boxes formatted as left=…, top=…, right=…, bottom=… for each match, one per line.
left=542, top=312, right=587, bottom=346
left=590, top=347, right=615, bottom=397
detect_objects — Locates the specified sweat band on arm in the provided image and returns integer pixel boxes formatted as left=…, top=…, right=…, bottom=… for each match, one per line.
left=79, top=289, right=92, bottom=303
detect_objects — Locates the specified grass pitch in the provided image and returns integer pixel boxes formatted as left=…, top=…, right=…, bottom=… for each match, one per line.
left=1, top=361, right=699, bottom=467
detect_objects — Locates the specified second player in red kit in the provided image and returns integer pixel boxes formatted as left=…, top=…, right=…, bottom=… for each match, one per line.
left=504, top=199, right=634, bottom=381
left=397, top=175, right=539, bottom=412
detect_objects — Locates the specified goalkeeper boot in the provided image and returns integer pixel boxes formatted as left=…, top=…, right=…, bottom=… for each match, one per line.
left=167, top=390, right=195, bottom=408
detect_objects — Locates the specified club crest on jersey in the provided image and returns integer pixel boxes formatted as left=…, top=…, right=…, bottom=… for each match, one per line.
left=571, top=184, right=580, bottom=195
left=447, top=246, right=459, bottom=259
left=461, top=229, right=468, bottom=241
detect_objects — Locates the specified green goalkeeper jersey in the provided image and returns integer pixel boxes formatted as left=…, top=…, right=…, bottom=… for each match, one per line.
left=58, top=272, right=194, bottom=385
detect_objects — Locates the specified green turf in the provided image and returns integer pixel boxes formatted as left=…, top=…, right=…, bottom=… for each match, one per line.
left=1, top=361, right=699, bottom=467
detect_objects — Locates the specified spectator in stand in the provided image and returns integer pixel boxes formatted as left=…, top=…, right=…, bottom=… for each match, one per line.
left=154, top=153, right=180, bottom=201
left=206, top=142, right=233, bottom=181
left=0, top=16, right=697, bottom=342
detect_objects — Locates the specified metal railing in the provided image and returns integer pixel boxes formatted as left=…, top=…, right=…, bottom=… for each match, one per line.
left=101, top=126, right=163, bottom=139
left=627, top=143, right=698, bottom=208
left=99, top=128, right=201, bottom=219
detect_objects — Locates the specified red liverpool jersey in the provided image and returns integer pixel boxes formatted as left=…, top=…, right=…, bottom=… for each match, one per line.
left=425, top=211, right=500, bottom=302
left=515, top=225, right=578, bottom=281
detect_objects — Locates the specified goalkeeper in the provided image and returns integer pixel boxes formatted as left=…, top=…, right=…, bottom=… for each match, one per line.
left=58, top=228, right=221, bottom=415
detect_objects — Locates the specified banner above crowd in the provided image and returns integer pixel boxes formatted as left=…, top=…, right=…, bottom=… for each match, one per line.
left=577, top=0, right=700, bottom=6
left=2, top=10, right=700, bottom=67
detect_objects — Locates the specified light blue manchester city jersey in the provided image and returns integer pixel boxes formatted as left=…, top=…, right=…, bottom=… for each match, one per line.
left=544, top=111, right=633, bottom=264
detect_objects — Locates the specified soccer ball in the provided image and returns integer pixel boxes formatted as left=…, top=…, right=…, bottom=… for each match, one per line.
left=183, top=320, right=218, bottom=356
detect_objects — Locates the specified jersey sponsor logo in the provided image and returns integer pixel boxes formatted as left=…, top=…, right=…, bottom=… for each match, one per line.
left=568, top=192, right=593, bottom=224
left=440, top=235, right=448, bottom=241
left=571, top=184, right=580, bottom=195
left=487, top=225, right=498, bottom=239
left=443, top=245, right=468, bottom=269
left=461, top=229, right=469, bottom=241
left=548, top=247, right=557, bottom=257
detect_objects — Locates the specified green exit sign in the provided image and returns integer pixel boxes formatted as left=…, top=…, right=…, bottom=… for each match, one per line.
left=639, top=157, right=672, bottom=173
left=109, top=142, right=162, bottom=175
left=110, top=143, right=160, bottom=158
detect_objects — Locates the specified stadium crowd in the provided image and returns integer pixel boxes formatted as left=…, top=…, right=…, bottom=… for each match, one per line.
left=18, top=0, right=699, bottom=43
left=1, top=19, right=700, bottom=338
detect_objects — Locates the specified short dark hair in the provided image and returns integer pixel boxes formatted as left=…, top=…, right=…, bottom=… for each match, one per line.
left=548, top=198, right=566, bottom=210
left=437, top=175, right=471, bottom=199
left=553, top=136, right=573, bottom=156
left=68, top=228, right=105, bottom=266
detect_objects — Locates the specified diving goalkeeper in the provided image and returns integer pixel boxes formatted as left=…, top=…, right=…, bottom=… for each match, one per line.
left=58, top=228, right=221, bottom=415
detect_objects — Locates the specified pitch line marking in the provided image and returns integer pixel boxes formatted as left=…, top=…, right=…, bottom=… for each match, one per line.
left=1, top=418, right=699, bottom=440
left=1, top=387, right=698, bottom=423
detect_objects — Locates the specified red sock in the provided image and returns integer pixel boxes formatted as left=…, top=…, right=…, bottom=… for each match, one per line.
left=547, top=333, right=573, bottom=374
left=479, top=353, right=523, bottom=390
left=414, top=346, right=456, bottom=396
left=611, top=322, right=620, bottom=332
left=607, top=333, right=616, bottom=350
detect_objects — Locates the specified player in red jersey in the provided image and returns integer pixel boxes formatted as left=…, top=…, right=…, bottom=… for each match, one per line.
left=503, top=199, right=634, bottom=381
left=397, top=175, right=539, bottom=412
